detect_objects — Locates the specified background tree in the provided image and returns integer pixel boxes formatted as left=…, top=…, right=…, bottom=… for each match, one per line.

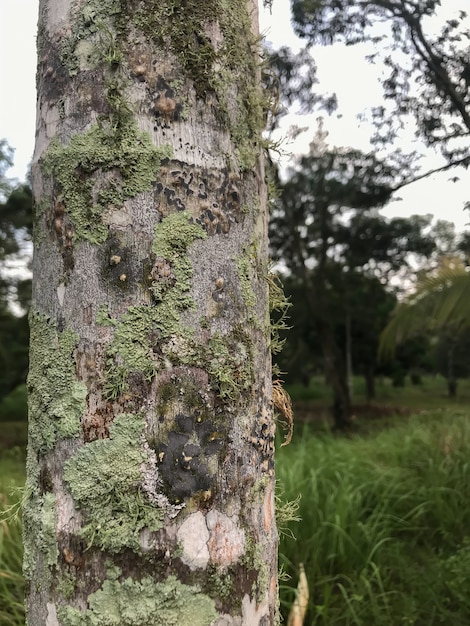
left=290, top=1, right=470, bottom=179
left=25, top=1, right=278, bottom=624
left=270, top=144, right=441, bottom=426
left=0, top=143, right=32, bottom=404
left=380, top=257, right=470, bottom=396
left=432, top=326, right=470, bottom=397
left=270, top=147, right=396, bottom=427
left=341, top=274, right=396, bottom=401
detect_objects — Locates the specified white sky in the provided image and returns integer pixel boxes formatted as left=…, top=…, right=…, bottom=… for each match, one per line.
left=0, top=0, right=469, bottom=231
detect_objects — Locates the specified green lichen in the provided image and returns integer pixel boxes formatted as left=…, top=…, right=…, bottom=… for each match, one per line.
left=151, top=211, right=208, bottom=300
left=57, top=572, right=77, bottom=599
left=60, top=0, right=126, bottom=76
left=102, top=305, right=182, bottom=399
left=59, top=566, right=217, bottom=626
left=96, top=304, right=117, bottom=327
left=243, top=535, right=270, bottom=603
left=99, top=211, right=255, bottom=403
left=207, top=568, right=233, bottom=601
left=236, top=248, right=257, bottom=310
left=41, top=123, right=172, bottom=244
left=205, top=331, right=254, bottom=399
left=22, top=490, right=58, bottom=583
left=28, top=311, right=87, bottom=453
left=101, top=212, right=206, bottom=399
left=63, top=414, right=163, bottom=552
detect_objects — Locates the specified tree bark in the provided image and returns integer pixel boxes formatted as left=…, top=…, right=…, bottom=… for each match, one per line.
left=25, top=1, right=277, bottom=624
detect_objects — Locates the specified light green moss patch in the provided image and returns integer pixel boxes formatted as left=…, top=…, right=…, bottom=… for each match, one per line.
left=57, top=571, right=77, bottom=599
left=59, top=566, right=217, bottom=626
left=28, top=311, right=86, bottom=453
left=42, top=123, right=172, bottom=244
left=236, top=249, right=257, bottom=310
left=63, top=414, right=163, bottom=552
left=22, top=490, right=58, bottom=583
left=205, top=332, right=254, bottom=399
left=101, top=212, right=206, bottom=399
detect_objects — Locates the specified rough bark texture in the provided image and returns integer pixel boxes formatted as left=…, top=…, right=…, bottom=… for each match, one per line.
left=25, top=1, right=277, bottom=624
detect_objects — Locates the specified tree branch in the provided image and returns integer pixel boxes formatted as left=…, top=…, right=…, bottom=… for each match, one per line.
left=391, top=155, right=470, bottom=192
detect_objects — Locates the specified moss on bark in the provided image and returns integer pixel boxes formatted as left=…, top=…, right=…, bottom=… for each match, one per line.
left=58, top=565, right=217, bottom=626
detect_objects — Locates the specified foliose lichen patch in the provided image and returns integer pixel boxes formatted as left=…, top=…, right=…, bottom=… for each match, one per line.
left=27, top=311, right=87, bottom=453
left=41, top=123, right=172, bottom=245
left=63, top=413, right=165, bottom=552
left=58, top=565, right=217, bottom=626
left=22, top=488, right=59, bottom=584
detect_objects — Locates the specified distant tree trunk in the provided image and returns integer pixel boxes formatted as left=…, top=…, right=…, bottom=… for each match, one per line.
left=24, top=1, right=278, bottom=624
left=447, top=344, right=457, bottom=397
left=321, top=324, right=351, bottom=430
left=365, top=367, right=376, bottom=402
left=345, top=310, right=354, bottom=400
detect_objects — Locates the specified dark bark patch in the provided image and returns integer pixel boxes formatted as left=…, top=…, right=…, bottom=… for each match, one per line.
left=154, top=161, right=246, bottom=236
left=37, top=34, right=69, bottom=104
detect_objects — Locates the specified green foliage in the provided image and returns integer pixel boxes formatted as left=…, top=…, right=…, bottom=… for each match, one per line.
left=278, top=410, right=470, bottom=624
left=0, top=312, right=29, bottom=401
left=287, top=374, right=470, bottom=413
left=0, top=386, right=27, bottom=423
left=0, top=424, right=27, bottom=452
left=0, top=140, right=14, bottom=202
left=0, top=143, right=32, bottom=394
left=381, top=264, right=470, bottom=357
left=269, top=146, right=439, bottom=426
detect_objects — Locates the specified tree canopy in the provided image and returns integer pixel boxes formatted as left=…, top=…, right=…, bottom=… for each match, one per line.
left=291, top=1, right=470, bottom=175
left=0, top=141, right=32, bottom=401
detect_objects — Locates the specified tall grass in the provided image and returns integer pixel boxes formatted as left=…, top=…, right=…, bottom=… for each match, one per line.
left=277, top=410, right=470, bottom=625
left=0, top=448, right=25, bottom=626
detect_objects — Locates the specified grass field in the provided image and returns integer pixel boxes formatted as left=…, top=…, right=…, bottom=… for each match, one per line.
left=0, top=447, right=25, bottom=626
left=1, top=378, right=470, bottom=624
left=277, top=410, right=470, bottom=625
left=287, top=373, right=470, bottom=408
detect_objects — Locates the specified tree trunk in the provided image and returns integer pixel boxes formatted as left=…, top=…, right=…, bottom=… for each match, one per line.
left=365, top=367, right=375, bottom=402
left=447, top=343, right=457, bottom=398
left=25, top=1, right=278, bottom=624
left=320, top=324, right=351, bottom=430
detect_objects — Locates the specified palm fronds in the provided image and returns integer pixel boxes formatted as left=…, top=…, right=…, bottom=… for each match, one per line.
left=380, top=264, right=470, bottom=357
